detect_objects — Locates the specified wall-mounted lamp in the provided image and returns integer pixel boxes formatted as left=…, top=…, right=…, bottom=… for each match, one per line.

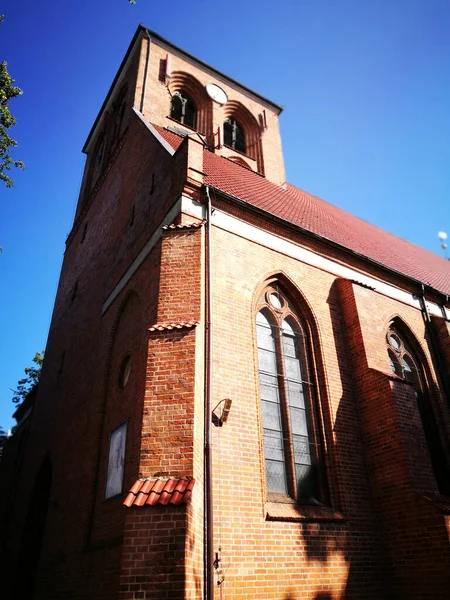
left=212, top=398, right=232, bottom=427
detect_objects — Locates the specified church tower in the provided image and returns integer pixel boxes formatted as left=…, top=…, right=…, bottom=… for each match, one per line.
left=2, top=25, right=450, bottom=600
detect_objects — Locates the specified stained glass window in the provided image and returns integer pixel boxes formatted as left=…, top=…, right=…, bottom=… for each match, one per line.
left=256, top=287, right=325, bottom=502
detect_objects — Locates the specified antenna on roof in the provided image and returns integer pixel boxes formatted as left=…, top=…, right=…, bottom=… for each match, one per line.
left=438, top=231, right=448, bottom=259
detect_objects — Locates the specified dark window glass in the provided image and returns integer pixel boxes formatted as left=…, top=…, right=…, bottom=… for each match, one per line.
left=170, top=91, right=197, bottom=129
left=223, top=118, right=246, bottom=153
left=387, top=324, right=450, bottom=495
left=171, top=94, right=183, bottom=122
left=234, top=121, right=245, bottom=153
left=224, top=119, right=233, bottom=148
left=119, top=355, right=131, bottom=389
left=256, top=290, right=325, bottom=503
left=183, top=97, right=196, bottom=128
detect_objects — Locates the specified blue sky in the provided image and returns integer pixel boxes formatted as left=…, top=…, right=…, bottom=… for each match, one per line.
left=1, top=0, right=449, bottom=430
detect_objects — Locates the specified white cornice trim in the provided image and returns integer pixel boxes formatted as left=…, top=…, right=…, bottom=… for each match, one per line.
left=101, top=198, right=182, bottom=314
left=103, top=194, right=449, bottom=320
left=132, top=108, right=176, bottom=155
left=180, top=195, right=449, bottom=320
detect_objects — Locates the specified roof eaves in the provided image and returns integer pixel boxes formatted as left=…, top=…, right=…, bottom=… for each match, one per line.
left=83, top=25, right=283, bottom=155
left=205, top=183, right=448, bottom=300
left=142, top=27, right=283, bottom=114
left=83, top=24, right=145, bottom=153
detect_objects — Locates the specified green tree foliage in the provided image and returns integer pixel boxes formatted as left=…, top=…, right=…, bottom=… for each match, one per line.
left=0, top=15, right=24, bottom=188
left=12, top=351, right=44, bottom=405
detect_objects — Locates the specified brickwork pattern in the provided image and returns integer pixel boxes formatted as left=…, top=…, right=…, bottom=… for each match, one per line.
left=135, top=36, right=286, bottom=187
left=2, top=26, right=450, bottom=600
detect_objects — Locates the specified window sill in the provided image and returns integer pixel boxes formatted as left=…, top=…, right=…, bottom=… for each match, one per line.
left=223, top=143, right=251, bottom=159
left=266, top=500, right=345, bottom=523
left=166, top=116, right=205, bottom=136
left=387, top=372, right=415, bottom=386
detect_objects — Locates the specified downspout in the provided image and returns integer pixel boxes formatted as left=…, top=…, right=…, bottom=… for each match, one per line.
left=204, top=185, right=214, bottom=600
left=140, top=31, right=151, bottom=114
left=419, top=285, right=450, bottom=405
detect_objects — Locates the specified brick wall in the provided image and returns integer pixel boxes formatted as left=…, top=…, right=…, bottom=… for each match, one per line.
left=2, top=27, right=450, bottom=600
left=203, top=224, right=450, bottom=599
left=134, top=35, right=286, bottom=187
left=120, top=506, right=187, bottom=600
left=0, top=98, right=193, bottom=598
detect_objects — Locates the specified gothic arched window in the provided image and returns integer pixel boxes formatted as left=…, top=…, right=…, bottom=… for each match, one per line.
left=256, top=286, right=326, bottom=503
left=387, top=323, right=450, bottom=495
left=170, top=90, right=197, bottom=129
left=224, top=118, right=245, bottom=153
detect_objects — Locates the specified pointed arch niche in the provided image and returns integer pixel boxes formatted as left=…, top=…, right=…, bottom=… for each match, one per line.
left=168, top=71, right=212, bottom=140
left=18, top=457, right=53, bottom=598
left=254, top=277, right=329, bottom=504
left=386, top=318, right=450, bottom=495
left=97, top=291, right=145, bottom=507
left=222, top=100, right=263, bottom=172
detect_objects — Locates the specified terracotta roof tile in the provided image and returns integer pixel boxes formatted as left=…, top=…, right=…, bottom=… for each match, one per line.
left=162, top=221, right=205, bottom=230
left=171, top=479, right=190, bottom=504
left=148, top=321, right=199, bottom=332
left=154, top=124, right=450, bottom=295
left=123, top=477, right=195, bottom=508
left=134, top=490, right=148, bottom=507
left=140, top=479, right=154, bottom=494
left=155, top=126, right=185, bottom=151
left=129, top=479, right=143, bottom=495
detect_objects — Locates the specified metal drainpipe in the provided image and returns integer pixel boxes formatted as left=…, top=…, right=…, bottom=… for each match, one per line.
left=419, top=285, right=450, bottom=405
left=204, top=185, right=214, bottom=600
left=140, top=31, right=151, bottom=114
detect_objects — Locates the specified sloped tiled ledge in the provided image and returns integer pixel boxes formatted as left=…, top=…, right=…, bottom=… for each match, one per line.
left=266, top=501, right=345, bottom=523
left=148, top=321, right=199, bottom=332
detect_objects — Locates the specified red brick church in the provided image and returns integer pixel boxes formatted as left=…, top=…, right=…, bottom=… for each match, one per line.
left=1, top=25, right=450, bottom=600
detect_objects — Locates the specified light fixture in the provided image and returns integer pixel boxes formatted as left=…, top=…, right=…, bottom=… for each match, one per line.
left=212, top=398, right=232, bottom=427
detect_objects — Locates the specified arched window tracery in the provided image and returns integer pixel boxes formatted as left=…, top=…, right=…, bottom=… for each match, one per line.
left=170, top=90, right=197, bottom=129
left=256, top=285, right=327, bottom=503
left=223, top=117, right=245, bottom=153
left=387, top=322, right=450, bottom=495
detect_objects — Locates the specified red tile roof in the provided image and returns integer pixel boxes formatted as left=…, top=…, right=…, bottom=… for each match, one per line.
left=123, top=477, right=195, bottom=507
left=154, top=124, right=450, bottom=296
left=148, top=321, right=199, bottom=332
